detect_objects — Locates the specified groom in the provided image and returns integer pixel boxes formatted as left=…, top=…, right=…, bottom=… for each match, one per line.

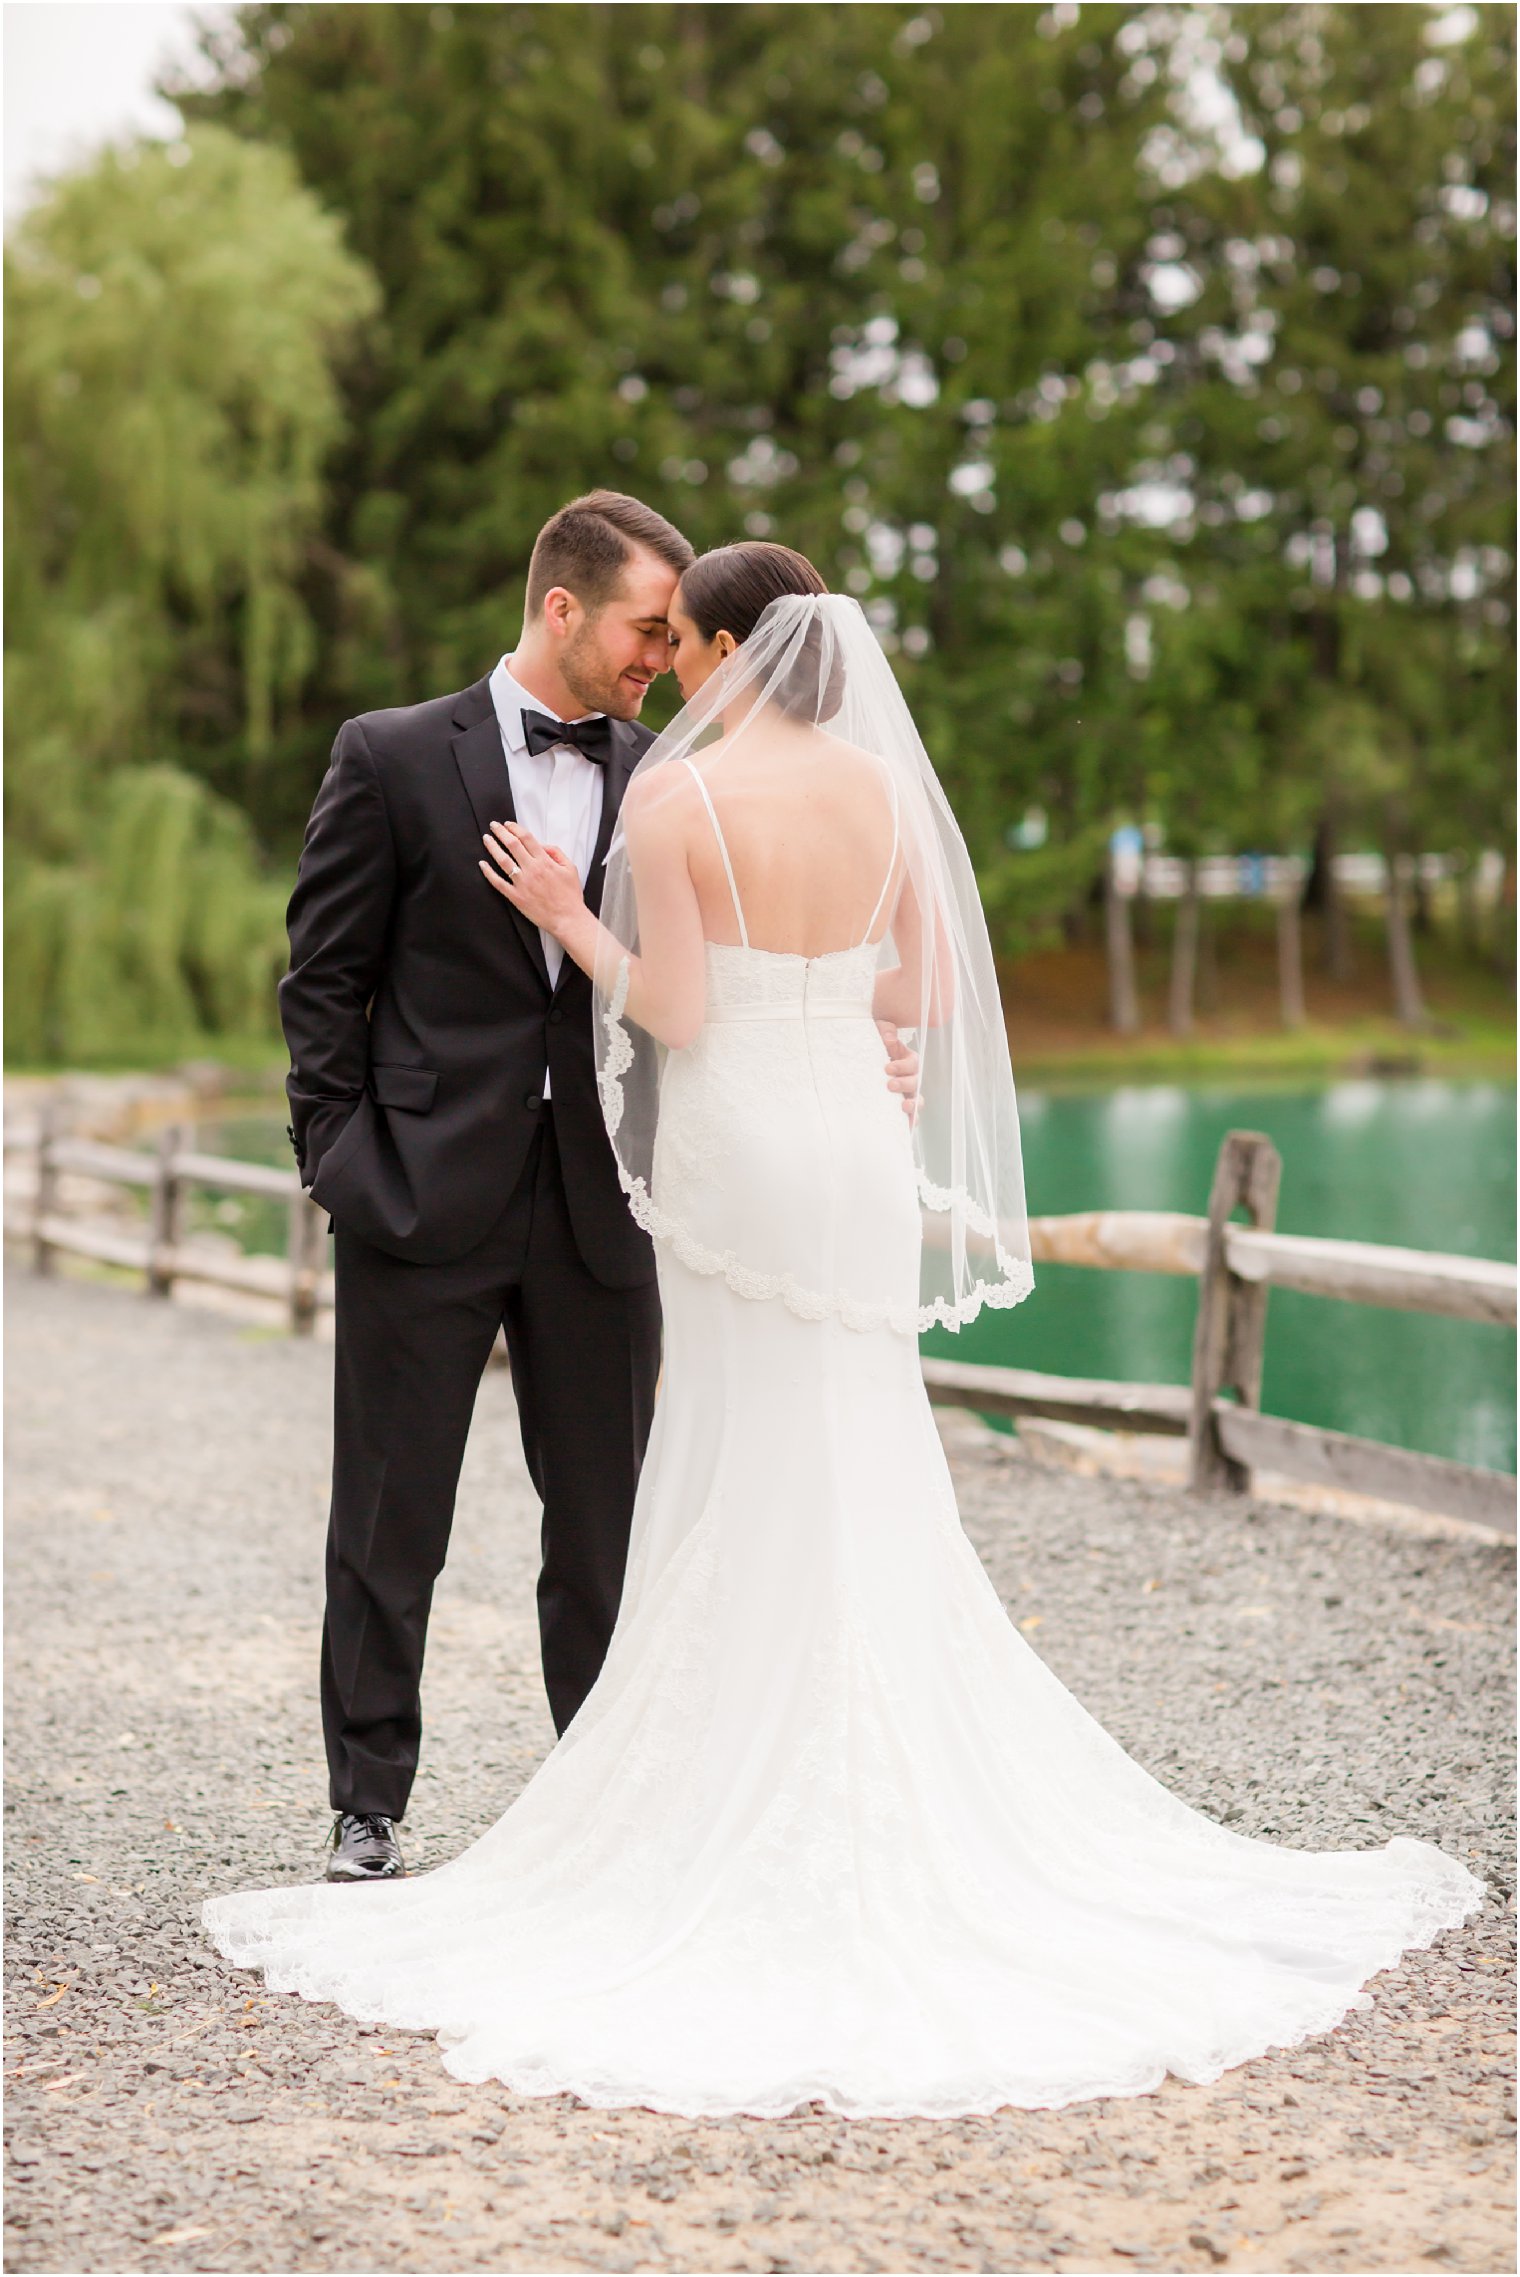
left=281, top=491, right=693, bottom=1880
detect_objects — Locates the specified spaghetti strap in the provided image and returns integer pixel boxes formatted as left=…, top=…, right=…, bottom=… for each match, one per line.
left=858, top=767, right=901, bottom=947
left=681, top=758, right=749, bottom=948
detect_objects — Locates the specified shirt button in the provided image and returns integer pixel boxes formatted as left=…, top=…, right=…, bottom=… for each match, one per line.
left=525, top=1091, right=542, bottom=1112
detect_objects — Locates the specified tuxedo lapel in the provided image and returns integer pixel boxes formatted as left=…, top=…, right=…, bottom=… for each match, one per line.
left=452, top=679, right=551, bottom=990
left=545, top=722, right=643, bottom=1000
left=584, top=721, right=642, bottom=923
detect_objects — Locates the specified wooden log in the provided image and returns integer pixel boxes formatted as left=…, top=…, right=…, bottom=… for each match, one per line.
left=49, top=1142, right=298, bottom=1199
left=921, top=1358, right=1190, bottom=1436
left=1027, top=1210, right=1208, bottom=1276
left=34, top=1219, right=152, bottom=1273
left=147, top=1123, right=187, bottom=1298
left=1213, top=1403, right=1517, bottom=1536
left=969, top=1212, right=1515, bottom=1324
left=48, top=1138, right=159, bottom=1187
left=171, top=1149, right=301, bottom=1200
left=1189, top=1130, right=1282, bottom=1495
left=286, top=1191, right=326, bottom=1335
left=163, top=1245, right=298, bottom=1301
left=1225, top=1228, right=1517, bottom=1327
left=31, top=1106, right=59, bottom=1277
left=31, top=1216, right=336, bottom=1310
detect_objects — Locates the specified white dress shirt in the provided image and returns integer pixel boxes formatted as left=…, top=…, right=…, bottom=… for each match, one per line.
left=489, top=656, right=608, bottom=1097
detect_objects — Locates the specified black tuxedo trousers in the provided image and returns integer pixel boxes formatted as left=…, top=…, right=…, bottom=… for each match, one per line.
left=278, top=676, right=662, bottom=1820
left=323, top=1108, right=660, bottom=1819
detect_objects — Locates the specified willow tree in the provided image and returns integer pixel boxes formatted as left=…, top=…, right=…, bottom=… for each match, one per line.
left=5, top=124, right=378, bottom=1061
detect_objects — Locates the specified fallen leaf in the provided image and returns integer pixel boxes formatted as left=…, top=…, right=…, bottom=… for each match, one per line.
left=1018, top=1614, right=1043, bottom=1633
left=151, top=2228, right=211, bottom=2248
left=35, top=1983, right=70, bottom=2009
left=72, top=1873, right=100, bottom=1885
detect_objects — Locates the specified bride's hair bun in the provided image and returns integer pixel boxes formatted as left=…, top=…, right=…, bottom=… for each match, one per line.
left=678, top=542, right=845, bottom=720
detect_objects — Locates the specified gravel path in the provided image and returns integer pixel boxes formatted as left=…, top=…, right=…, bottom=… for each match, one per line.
left=5, top=1265, right=1514, bottom=2275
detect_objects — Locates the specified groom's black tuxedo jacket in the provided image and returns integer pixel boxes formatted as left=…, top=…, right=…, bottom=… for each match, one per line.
left=279, top=673, right=657, bottom=1283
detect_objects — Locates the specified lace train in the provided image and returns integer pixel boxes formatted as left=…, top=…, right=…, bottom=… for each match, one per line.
left=203, top=1260, right=1484, bottom=2119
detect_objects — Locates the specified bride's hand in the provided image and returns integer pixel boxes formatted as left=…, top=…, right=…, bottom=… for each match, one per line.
left=877, top=1021, right=920, bottom=1124
left=480, top=820, right=585, bottom=938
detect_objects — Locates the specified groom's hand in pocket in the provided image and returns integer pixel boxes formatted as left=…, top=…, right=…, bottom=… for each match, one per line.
left=876, top=1022, right=920, bottom=1124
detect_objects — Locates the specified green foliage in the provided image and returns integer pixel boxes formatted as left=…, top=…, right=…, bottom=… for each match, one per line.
left=979, top=821, right=1114, bottom=960
left=1159, top=2, right=1516, bottom=863
left=174, top=1, right=1510, bottom=889
left=5, top=769, right=289, bottom=1063
left=175, top=2, right=1178, bottom=864
left=5, top=123, right=378, bottom=1059
left=5, top=5, right=1512, bottom=1066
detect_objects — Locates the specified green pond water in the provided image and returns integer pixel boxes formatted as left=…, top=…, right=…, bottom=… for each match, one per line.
left=925, top=1080, right=1516, bottom=1477
left=196, top=1079, right=1516, bottom=1477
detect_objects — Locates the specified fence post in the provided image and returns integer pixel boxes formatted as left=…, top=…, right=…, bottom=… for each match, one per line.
left=31, top=1102, right=59, bottom=1276
left=1188, top=1129, right=1282, bottom=1495
left=147, top=1122, right=186, bottom=1298
left=287, top=1190, right=326, bottom=1336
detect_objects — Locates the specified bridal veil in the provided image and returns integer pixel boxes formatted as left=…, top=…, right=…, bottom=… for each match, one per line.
left=592, top=592, right=1034, bottom=1333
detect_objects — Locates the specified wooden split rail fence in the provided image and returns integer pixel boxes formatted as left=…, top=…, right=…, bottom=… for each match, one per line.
left=16, top=1112, right=329, bottom=1333
left=7, top=1115, right=1516, bottom=1536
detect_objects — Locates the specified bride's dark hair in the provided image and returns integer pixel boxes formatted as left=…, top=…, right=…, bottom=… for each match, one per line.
left=678, top=542, right=844, bottom=719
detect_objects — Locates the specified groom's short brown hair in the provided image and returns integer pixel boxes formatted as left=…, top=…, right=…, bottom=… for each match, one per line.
left=527, top=491, right=694, bottom=618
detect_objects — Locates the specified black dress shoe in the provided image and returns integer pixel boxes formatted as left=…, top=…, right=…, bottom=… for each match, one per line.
left=325, top=1812, right=405, bottom=1882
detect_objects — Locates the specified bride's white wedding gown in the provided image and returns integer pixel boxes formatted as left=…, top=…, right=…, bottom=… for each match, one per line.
left=203, top=801, right=1483, bottom=2118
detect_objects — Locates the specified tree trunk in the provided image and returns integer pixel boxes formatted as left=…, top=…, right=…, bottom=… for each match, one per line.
left=1197, top=893, right=1219, bottom=1014
left=1456, top=856, right=1480, bottom=959
left=1276, top=883, right=1306, bottom=1028
left=1168, top=863, right=1199, bottom=1037
left=1384, top=849, right=1429, bottom=1029
left=1309, top=808, right=1353, bottom=982
left=1132, top=869, right=1154, bottom=951
left=1105, top=854, right=1140, bottom=1034
left=1491, top=857, right=1515, bottom=979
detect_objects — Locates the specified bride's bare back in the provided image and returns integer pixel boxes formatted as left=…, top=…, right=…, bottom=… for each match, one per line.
left=677, top=722, right=900, bottom=958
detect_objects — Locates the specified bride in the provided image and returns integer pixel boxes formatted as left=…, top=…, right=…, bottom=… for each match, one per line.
left=204, top=544, right=1483, bottom=2118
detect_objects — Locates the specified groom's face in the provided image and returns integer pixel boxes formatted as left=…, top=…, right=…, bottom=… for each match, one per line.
left=559, top=545, right=681, bottom=721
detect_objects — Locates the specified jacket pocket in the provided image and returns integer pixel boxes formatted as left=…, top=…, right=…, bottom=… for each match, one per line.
left=370, top=1063, right=439, bottom=1113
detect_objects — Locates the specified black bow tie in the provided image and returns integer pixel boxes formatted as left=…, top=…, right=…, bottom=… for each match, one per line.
left=521, top=708, right=614, bottom=767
